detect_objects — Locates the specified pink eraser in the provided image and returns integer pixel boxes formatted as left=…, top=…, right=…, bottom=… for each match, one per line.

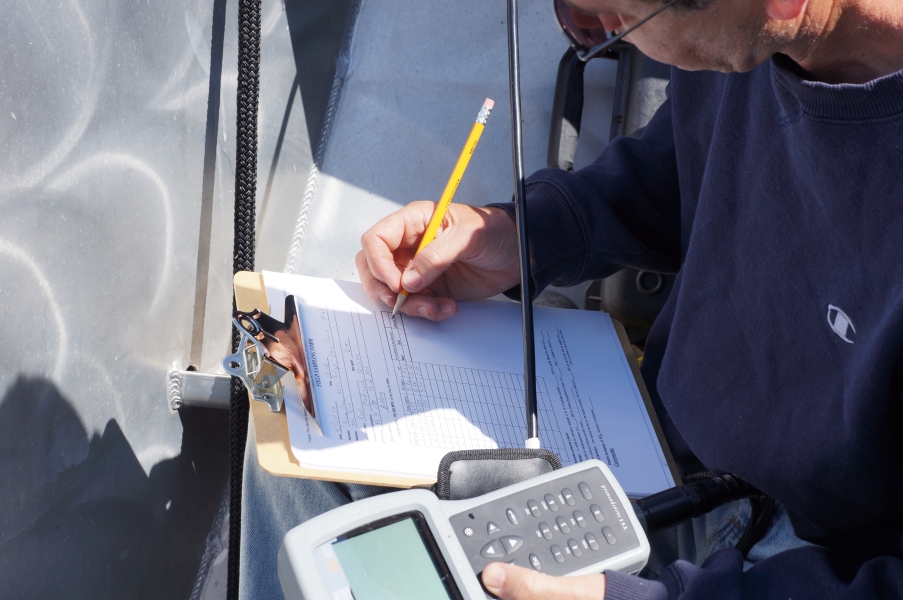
left=484, top=98, right=495, bottom=110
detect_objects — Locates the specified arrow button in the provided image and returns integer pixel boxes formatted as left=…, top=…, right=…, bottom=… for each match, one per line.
left=500, top=536, right=524, bottom=554
left=480, top=540, right=504, bottom=558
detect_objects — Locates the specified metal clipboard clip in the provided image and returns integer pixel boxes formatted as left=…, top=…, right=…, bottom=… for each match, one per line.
left=222, top=295, right=315, bottom=416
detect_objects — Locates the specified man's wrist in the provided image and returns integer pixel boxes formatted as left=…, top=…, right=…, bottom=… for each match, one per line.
left=476, top=205, right=517, bottom=237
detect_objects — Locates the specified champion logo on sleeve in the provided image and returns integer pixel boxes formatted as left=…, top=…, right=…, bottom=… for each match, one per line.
left=827, top=305, right=856, bottom=344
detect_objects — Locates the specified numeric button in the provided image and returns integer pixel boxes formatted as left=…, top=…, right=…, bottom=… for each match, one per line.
left=544, top=494, right=559, bottom=512
left=585, top=533, right=600, bottom=551
left=506, top=508, right=519, bottom=525
left=590, top=504, right=604, bottom=522
left=539, top=522, right=553, bottom=540
left=567, top=538, right=583, bottom=557
left=550, top=545, right=565, bottom=563
left=573, top=510, right=588, bottom=528
left=527, top=499, right=541, bottom=518
left=555, top=516, right=571, bottom=534
left=561, top=488, right=576, bottom=506
left=578, top=482, right=593, bottom=500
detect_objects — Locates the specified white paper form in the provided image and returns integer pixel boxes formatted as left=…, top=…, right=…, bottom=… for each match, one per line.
left=263, top=272, right=674, bottom=495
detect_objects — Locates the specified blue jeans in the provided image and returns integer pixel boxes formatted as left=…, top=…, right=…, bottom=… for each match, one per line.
left=238, top=423, right=809, bottom=599
left=238, top=424, right=392, bottom=599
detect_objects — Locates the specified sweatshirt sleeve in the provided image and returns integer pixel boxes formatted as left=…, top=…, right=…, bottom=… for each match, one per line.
left=604, top=544, right=903, bottom=600
left=487, top=96, right=682, bottom=294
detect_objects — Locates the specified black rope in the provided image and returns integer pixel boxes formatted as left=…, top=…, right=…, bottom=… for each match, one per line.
left=227, top=0, right=261, bottom=597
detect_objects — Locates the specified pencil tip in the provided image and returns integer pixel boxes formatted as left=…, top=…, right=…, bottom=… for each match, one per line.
left=392, top=293, right=406, bottom=316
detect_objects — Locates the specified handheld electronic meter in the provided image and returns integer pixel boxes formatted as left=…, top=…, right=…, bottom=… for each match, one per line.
left=278, top=460, right=650, bottom=599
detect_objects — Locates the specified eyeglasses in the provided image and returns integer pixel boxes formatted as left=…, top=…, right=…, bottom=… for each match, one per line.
left=554, top=0, right=680, bottom=61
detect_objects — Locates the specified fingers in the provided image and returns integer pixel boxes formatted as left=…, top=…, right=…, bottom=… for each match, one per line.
left=357, top=250, right=458, bottom=321
left=399, top=210, right=480, bottom=295
left=397, top=293, right=458, bottom=321
left=360, top=201, right=437, bottom=292
left=361, top=202, right=484, bottom=294
left=357, top=250, right=396, bottom=306
left=481, top=563, right=606, bottom=600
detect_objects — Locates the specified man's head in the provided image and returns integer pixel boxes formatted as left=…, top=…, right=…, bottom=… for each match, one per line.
left=561, top=0, right=817, bottom=72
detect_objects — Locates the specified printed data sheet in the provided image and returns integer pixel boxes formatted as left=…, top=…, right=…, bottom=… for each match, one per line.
left=262, top=272, right=674, bottom=495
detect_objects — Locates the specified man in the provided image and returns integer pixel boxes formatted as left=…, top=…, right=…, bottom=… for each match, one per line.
left=351, top=0, right=903, bottom=597
left=239, top=0, right=903, bottom=597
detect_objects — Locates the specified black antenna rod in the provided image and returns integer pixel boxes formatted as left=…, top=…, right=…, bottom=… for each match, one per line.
left=507, top=0, right=540, bottom=448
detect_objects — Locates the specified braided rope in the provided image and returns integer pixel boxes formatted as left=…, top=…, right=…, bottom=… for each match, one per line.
left=228, top=0, right=260, bottom=597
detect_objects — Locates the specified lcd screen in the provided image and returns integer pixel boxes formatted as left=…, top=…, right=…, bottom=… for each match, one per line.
left=332, top=516, right=453, bottom=600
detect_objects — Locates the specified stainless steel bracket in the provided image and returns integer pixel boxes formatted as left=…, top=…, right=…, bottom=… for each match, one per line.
left=168, top=371, right=232, bottom=410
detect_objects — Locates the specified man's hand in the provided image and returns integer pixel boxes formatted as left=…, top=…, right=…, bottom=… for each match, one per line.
left=356, top=202, right=521, bottom=320
left=482, top=562, right=606, bottom=600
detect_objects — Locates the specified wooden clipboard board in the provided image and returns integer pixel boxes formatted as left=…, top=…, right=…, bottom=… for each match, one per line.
left=234, top=271, right=681, bottom=488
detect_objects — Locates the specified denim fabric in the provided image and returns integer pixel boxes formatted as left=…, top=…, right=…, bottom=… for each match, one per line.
left=642, top=498, right=810, bottom=582
left=238, top=423, right=393, bottom=600
left=742, top=502, right=811, bottom=569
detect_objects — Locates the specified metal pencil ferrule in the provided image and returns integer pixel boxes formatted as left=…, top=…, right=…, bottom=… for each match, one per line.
left=476, top=105, right=493, bottom=125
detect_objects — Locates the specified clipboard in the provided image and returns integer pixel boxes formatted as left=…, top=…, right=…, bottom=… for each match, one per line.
left=234, top=271, right=680, bottom=489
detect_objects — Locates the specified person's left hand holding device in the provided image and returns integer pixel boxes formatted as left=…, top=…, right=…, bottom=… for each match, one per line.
left=481, top=562, right=606, bottom=599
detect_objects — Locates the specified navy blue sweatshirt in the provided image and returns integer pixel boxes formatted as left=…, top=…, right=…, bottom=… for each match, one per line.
left=492, top=55, right=903, bottom=599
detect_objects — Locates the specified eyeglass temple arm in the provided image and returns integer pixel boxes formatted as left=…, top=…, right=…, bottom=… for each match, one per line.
left=548, top=48, right=586, bottom=171
left=577, top=0, right=680, bottom=61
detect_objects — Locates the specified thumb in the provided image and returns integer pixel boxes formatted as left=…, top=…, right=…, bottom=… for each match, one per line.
left=481, top=563, right=606, bottom=600
left=400, top=225, right=472, bottom=293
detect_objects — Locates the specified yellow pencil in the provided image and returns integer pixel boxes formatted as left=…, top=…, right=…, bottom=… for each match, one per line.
left=393, top=98, right=495, bottom=315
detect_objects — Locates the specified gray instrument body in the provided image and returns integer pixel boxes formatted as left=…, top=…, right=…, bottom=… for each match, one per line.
left=279, top=460, right=650, bottom=599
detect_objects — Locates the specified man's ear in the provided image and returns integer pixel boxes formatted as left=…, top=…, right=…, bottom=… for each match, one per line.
left=764, top=0, right=808, bottom=21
